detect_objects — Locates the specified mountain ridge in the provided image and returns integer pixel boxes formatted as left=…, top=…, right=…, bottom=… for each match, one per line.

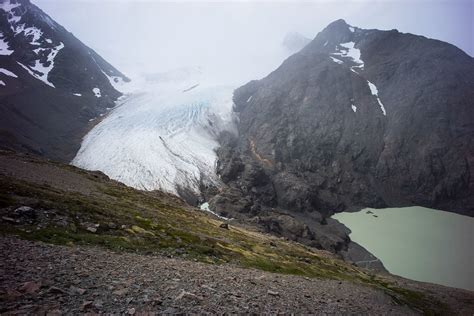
left=0, top=0, right=129, bottom=161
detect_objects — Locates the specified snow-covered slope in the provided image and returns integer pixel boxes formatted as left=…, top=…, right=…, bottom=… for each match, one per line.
left=72, top=68, right=236, bottom=198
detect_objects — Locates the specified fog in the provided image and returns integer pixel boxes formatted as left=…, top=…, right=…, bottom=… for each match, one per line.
left=33, top=0, right=473, bottom=85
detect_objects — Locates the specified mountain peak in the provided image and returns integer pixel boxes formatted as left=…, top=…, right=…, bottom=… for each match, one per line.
left=327, top=19, right=349, bottom=28
left=322, top=19, right=356, bottom=35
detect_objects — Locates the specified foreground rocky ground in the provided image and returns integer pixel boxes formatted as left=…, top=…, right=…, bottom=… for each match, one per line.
left=1, top=237, right=474, bottom=315
left=0, top=237, right=448, bottom=314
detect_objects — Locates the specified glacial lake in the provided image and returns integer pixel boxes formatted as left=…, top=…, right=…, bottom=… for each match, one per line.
left=332, top=206, right=474, bottom=291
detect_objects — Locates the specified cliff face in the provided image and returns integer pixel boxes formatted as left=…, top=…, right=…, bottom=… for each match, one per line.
left=209, top=20, right=474, bottom=254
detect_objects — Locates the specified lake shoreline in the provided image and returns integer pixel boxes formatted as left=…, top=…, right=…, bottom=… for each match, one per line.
left=332, top=206, right=474, bottom=292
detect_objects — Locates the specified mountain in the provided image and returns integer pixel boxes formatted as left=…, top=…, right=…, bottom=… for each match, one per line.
left=70, top=30, right=308, bottom=203
left=0, top=0, right=129, bottom=161
left=209, top=20, right=474, bottom=254
left=72, top=68, right=236, bottom=203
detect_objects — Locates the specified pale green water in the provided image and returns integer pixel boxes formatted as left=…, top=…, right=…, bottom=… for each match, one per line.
left=332, top=206, right=474, bottom=291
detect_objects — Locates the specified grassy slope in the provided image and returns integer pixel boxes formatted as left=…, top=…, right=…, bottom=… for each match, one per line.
left=0, top=151, right=447, bottom=314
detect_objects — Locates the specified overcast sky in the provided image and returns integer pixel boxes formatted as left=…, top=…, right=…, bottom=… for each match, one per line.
left=33, top=0, right=473, bottom=85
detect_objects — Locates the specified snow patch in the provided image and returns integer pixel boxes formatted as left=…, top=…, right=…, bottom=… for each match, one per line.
left=351, top=104, right=357, bottom=112
left=92, top=88, right=101, bottom=98
left=200, top=202, right=231, bottom=221
left=33, top=47, right=47, bottom=54
left=22, top=27, right=43, bottom=46
left=246, top=95, right=253, bottom=103
left=73, top=93, right=82, bottom=97
left=330, top=56, right=343, bottom=64
left=0, top=1, right=20, bottom=13
left=0, top=80, right=5, bottom=86
left=367, top=80, right=386, bottom=115
left=333, top=42, right=364, bottom=68
left=0, top=68, right=18, bottom=78
left=105, top=74, right=127, bottom=92
left=19, top=42, right=64, bottom=88
left=45, top=38, right=52, bottom=44
left=349, top=26, right=355, bottom=33
left=1, top=0, right=22, bottom=26
left=0, top=33, right=13, bottom=56
left=89, top=54, right=129, bottom=94
left=323, top=40, right=328, bottom=47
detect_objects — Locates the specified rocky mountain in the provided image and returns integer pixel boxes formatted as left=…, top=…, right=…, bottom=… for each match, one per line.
left=209, top=20, right=474, bottom=255
left=0, top=0, right=129, bottom=161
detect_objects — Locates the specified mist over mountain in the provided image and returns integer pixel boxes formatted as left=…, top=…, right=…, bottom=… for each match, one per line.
left=282, top=31, right=311, bottom=53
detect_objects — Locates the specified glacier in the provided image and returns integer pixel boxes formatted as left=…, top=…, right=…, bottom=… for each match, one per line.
left=72, top=68, right=236, bottom=198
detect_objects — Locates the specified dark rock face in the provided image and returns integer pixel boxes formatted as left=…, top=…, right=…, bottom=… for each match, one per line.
left=209, top=19, right=474, bottom=261
left=0, top=0, right=129, bottom=161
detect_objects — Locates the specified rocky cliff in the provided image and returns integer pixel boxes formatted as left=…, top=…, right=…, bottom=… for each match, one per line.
left=209, top=19, right=474, bottom=258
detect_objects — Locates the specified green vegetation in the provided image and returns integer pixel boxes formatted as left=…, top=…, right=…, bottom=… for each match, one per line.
left=0, top=154, right=445, bottom=314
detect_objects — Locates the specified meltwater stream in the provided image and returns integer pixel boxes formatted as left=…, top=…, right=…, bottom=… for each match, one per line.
left=332, top=206, right=474, bottom=291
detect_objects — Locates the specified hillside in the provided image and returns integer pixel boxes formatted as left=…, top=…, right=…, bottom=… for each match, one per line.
left=0, top=150, right=473, bottom=314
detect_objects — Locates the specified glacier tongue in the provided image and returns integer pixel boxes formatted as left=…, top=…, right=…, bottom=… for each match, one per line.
left=72, top=68, right=236, bottom=197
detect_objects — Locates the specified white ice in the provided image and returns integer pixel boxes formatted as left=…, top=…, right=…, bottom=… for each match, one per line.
left=72, top=68, right=236, bottom=196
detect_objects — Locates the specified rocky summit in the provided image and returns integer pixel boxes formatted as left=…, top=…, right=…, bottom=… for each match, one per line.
left=209, top=19, right=473, bottom=258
